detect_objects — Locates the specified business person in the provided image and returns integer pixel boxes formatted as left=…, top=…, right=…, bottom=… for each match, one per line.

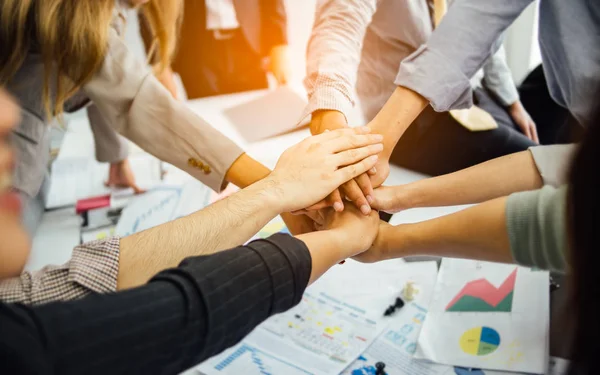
left=0, top=96, right=382, bottom=303
left=352, top=102, right=600, bottom=374
left=0, top=88, right=382, bottom=374
left=348, top=0, right=599, bottom=200
left=303, top=0, right=539, bottom=213
left=142, top=0, right=291, bottom=99
left=0, top=0, right=315, bottom=235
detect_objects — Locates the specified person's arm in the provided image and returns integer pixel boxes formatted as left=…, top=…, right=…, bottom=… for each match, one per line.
left=372, top=150, right=543, bottom=212
left=359, top=186, right=569, bottom=273
left=87, top=105, right=146, bottom=194
left=83, top=29, right=254, bottom=193
left=372, top=144, right=577, bottom=213
left=117, top=127, right=382, bottom=289
left=0, top=235, right=311, bottom=375
left=481, top=45, right=539, bottom=143
left=303, top=0, right=377, bottom=129
left=261, top=0, right=291, bottom=85
left=370, top=0, right=534, bottom=160
left=0, top=201, right=380, bottom=374
left=480, top=44, right=520, bottom=109
left=301, top=0, right=379, bottom=212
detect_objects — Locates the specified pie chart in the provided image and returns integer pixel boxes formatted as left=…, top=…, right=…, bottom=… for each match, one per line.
left=459, top=326, right=500, bottom=356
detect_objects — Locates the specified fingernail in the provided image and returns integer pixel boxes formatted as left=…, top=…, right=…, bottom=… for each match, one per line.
left=333, top=202, right=344, bottom=212
left=361, top=205, right=371, bottom=215
left=374, top=134, right=384, bottom=141
left=366, top=195, right=374, bottom=204
left=370, top=167, right=377, bottom=174
left=368, top=155, right=379, bottom=163
left=374, top=144, right=384, bottom=152
left=358, top=126, right=370, bottom=133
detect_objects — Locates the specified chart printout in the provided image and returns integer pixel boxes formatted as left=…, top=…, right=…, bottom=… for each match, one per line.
left=414, top=259, right=549, bottom=373
left=198, top=289, right=386, bottom=375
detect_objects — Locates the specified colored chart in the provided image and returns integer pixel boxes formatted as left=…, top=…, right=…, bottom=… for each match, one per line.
left=459, top=327, right=500, bottom=356
left=453, top=367, right=486, bottom=375
left=446, top=269, right=517, bottom=312
left=257, top=220, right=290, bottom=239
left=211, top=344, right=311, bottom=375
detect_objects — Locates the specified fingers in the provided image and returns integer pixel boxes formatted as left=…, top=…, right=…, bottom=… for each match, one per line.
left=326, top=133, right=384, bottom=154
left=530, top=123, right=540, bottom=144
left=355, top=173, right=374, bottom=204
left=521, top=122, right=532, bottom=141
left=329, top=189, right=344, bottom=212
left=333, top=143, right=383, bottom=168
left=308, top=126, right=371, bottom=143
left=340, top=179, right=371, bottom=215
left=336, top=155, right=379, bottom=185
left=304, top=210, right=324, bottom=226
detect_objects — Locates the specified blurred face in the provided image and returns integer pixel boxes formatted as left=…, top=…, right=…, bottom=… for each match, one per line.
left=0, top=90, right=30, bottom=279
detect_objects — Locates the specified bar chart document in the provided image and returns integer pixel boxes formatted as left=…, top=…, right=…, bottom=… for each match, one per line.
left=414, top=259, right=549, bottom=374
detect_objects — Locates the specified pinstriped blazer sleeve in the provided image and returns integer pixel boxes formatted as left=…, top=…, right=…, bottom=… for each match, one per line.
left=0, top=234, right=311, bottom=375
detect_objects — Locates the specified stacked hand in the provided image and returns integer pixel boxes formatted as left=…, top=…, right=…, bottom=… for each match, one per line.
left=264, top=126, right=384, bottom=213
left=304, top=110, right=391, bottom=215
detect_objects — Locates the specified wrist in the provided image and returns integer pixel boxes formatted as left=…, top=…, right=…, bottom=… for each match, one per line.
left=310, top=110, right=348, bottom=135
left=246, top=177, right=287, bottom=215
left=399, top=183, right=424, bottom=209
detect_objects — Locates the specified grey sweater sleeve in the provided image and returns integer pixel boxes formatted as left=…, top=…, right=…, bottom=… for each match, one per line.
left=506, top=185, right=569, bottom=273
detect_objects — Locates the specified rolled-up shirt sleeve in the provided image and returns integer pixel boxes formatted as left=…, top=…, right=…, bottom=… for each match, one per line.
left=301, top=0, right=378, bottom=123
left=0, top=238, right=120, bottom=305
left=0, top=234, right=312, bottom=375
left=506, top=186, right=568, bottom=273
left=395, top=0, right=534, bottom=112
left=83, top=30, right=245, bottom=192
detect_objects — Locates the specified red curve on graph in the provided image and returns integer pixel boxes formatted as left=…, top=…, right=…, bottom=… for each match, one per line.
left=446, top=268, right=518, bottom=310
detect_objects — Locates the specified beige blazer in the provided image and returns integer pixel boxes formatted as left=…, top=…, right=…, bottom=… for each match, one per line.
left=7, top=4, right=243, bottom=197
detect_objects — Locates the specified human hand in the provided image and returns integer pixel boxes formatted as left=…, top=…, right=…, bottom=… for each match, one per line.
left=508, top=100, right=538, bottom=144
left=107, top=159, right=145, bottom=194
left=322, top=204, right=380, bottom=259
left=352, top=221, right=394, bottom=263
left=269, top=44, right=292, bottom=86
left=307, top=110, right=378, bottom=214
left=265, top=127, right=383, bottom=213
left=281, top=211, right=323, bottom=236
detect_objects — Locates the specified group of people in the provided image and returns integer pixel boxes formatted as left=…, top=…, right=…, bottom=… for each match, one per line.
left=0, top=0, right=598, bottom=374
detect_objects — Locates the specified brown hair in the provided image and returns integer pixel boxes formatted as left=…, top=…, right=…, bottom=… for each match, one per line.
left=0, top=0, right=182, bottom=118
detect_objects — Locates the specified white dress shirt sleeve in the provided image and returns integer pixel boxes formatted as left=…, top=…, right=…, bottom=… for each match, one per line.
left=481, top=44, right=520, bottom=107
left=301, top=0, right=378, bottom=123
left=205, top=0, right=240, bottom=30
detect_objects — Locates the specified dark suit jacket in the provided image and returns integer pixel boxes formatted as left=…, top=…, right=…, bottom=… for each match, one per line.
left=233, top=0, right=288, bottom=56
left=175, top=0, right=288, bottom=57
left=0, top=234, right=311, bottom=374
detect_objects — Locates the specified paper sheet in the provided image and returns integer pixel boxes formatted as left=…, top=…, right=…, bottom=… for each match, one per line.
left=26, top=208, right=81, bottom=272
left=414, top=259, right=549, bottom=374
left=45, top=154, right=162, bottom=209
left=222, top=86, right=309, bottom=142
left=198, top=288, right=387, bottom=375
